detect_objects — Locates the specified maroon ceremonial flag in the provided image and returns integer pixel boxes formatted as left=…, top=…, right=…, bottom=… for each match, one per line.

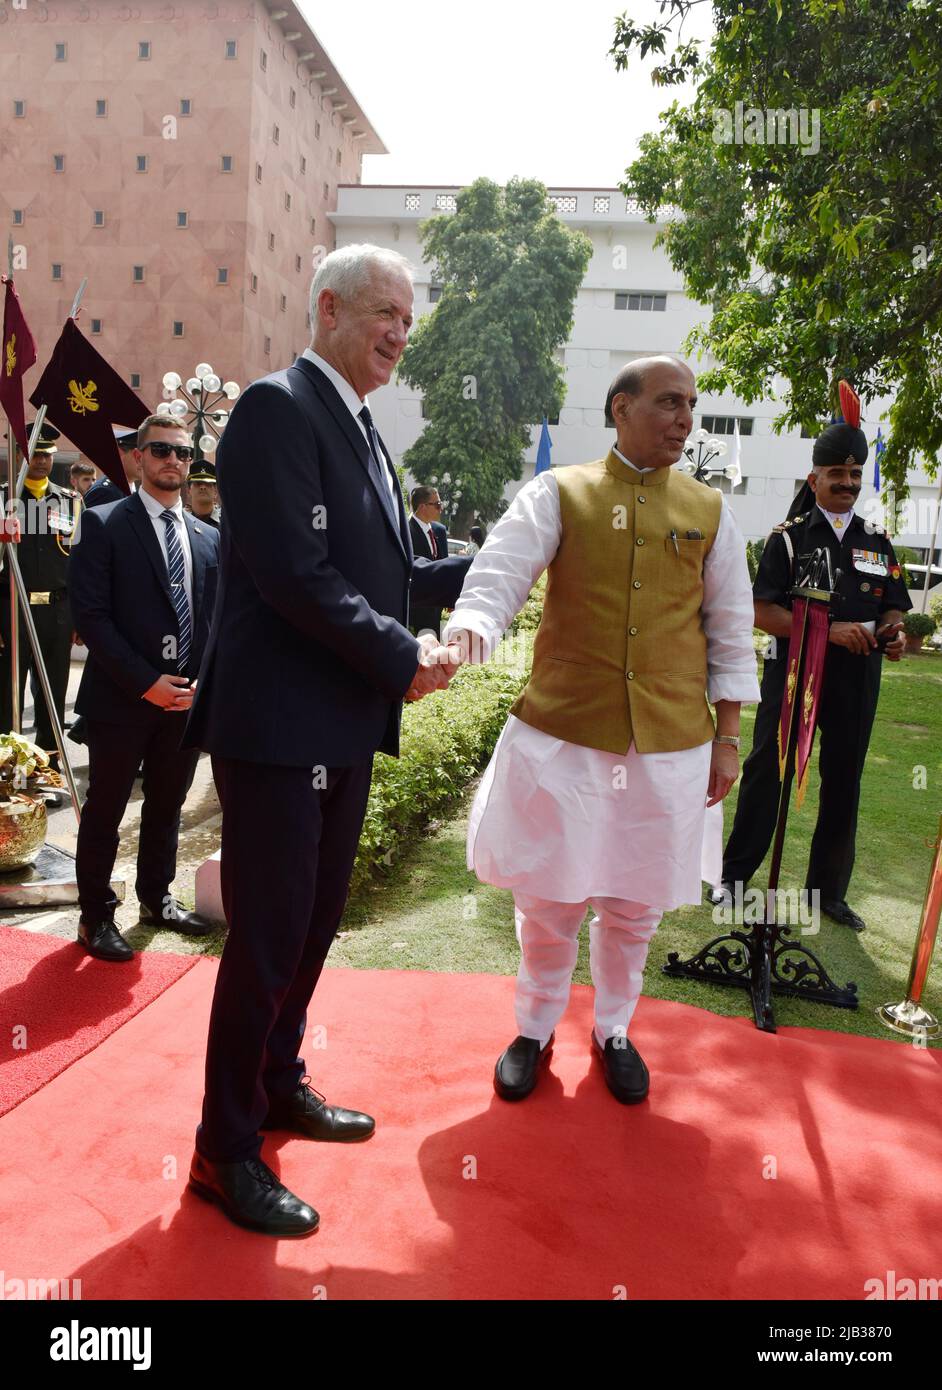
left=30, top=318, right=149, bottom=493
left=777, top=596, right=830, bottom=808
left=0, top=276, right=38, bottom=457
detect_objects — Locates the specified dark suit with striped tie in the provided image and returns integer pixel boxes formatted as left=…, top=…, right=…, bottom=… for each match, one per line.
left=69, top=491, right=219, bottom=923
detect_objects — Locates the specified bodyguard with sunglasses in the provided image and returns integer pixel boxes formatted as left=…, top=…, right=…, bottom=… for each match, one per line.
left=69, top=416, right=220, bottom=962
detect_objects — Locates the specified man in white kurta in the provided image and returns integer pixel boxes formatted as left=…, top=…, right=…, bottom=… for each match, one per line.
left=439, top=357, right=760, bottom=1104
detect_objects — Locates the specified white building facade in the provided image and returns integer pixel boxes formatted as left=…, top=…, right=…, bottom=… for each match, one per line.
left=330, top=184, right=941, bottom=576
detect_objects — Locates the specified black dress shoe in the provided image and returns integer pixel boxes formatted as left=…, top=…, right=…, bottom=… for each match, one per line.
left=821, top=898, right=866, bottom=932
left=138, top=899, right=214, bottom=936
left=77, top=919, right=134, bottom=963
left=187, top=1152, right=319, bottom=1237
left=494, top=1033, right=554, bottom=1101
left=591, top=1031, right=649, bottom=1104
left=262, top=1081, right=375, bottom=1142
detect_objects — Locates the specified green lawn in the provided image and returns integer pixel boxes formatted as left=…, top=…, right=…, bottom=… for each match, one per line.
left=332, top=653, right=942, bottom=1046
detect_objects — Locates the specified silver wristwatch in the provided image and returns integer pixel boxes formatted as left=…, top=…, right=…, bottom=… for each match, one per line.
left=713, top=735, right=741, bottom=749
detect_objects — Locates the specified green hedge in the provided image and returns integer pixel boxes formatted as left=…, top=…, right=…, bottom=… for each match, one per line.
left=349, top=631, right=534, bottom=895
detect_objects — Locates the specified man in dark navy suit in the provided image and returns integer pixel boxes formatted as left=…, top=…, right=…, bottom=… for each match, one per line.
left=69, top=415, right=220, bottom=963
left=82, top=425, right=142, bottom=509
left=184, top=244, right=470, bottom=1237
left=408, top=484, right=451, bottom=638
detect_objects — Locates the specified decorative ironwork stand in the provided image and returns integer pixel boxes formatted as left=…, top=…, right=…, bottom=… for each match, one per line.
left=663, top=552, right=859, bottom=1033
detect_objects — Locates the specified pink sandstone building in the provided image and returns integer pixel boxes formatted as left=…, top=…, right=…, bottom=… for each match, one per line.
left=0, top=0, right=384, bottom=464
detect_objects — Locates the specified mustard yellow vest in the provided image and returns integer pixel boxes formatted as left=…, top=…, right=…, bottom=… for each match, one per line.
left=511, top=452, right=723, bottom=754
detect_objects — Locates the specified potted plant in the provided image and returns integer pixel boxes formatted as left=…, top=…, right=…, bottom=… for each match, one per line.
left=0, top=733, right=65, bottom=871
left=902, top=611, right=936, bottom=655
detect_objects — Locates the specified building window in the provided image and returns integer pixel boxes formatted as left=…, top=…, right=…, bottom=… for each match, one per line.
left=549, top=194, right=577, bottom=214
left=12, top=210, right=24, bottom=227
left=402, top=193, right=421, bottom=212
left=273, top=124, right=280, bottom=145
left=132, top=265, right=145, bottom=283
left=225, top=39, right=237, bottom=59
left=593, top=195, right=611, bottom=214
left=310, top=217, right=316, bottom=235
left=96, top=99, right=108, bottom=117
left=221, top=155, right=233, bottom=173
left=264, top=336, right=271, bottom=355
left=289, top=88, right=296, bottom=109
left=90, top=318, right=102, bottom=335
left=51, top=264, right=63, bottom=281
left=255, top=163, right=263, bottom=183
left=701, top=416, right=753, bottom=436
left=280, top=294, right=287, bottom=312
left=130, top=373, right=142, bottom=389
left=93, top=210, right=105, bottom=227
left=55, top=42, right=68, bottom=62
left=173, top=321, right=185, bottom=338
left=137, top=155, right=148, bottom=172
left=435, top=193, right=457, bottom=213
left=251, top=274, right=258, bottom=293
left=139, top=41, right=151, bottom=60
left=53, top=154, right=65, bottom=172
left=323, top=182, right=329, bottom=201
left=177, top=211, right=188, bottom=228
left=13, top=100, right=25, bottom=118
left=284, top=193, right=292, bottom=211
left=300, top=155, right=307, bottom=174
left=268, top=232, right=275, bottom=251
left=180, top=99, right=192, bottom=116
left=260, top=50, right=268, bottom=71
left=217, top=268, right=229, bottom=285
left=615, top=291, right=667, bottom=311
left=336, top=150, right=342, bottom=167
left=428, top=284, right=443, bottom=303
left=295, top=254, right=302, bottom=273
left=315, top=120, right=321, bottom=139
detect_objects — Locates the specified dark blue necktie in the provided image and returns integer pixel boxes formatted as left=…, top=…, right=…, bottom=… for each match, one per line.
left=161, top=508, right=191, bottom=673
left=359, top=405, right=399, bottom=516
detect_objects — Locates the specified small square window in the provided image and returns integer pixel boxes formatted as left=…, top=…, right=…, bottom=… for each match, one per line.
left=93, top=210, right=105, bottom=227
left=428, top=284, right=442, bottom=303
left=177, top=211, right=188, bottom=228
left=137, top=155, right=148, bottom=172
left=173, top=321, right=185, bottom=338
left=96, top=99, right=107, bottom=117
left=300, top=156, right=306, bottom=175
left=289, top=88, right=296, bottom=109
left=13, top=100, right=25, bottom=118
left=264, top=336, right=271, bottom=355
left=225, top=40, right=237, bottom=59
left=255, top=163, right=263, bottom=183
left=218, top=268, right=229, bottom=285
left=130, top=373, right=142, bottom=389
left=404, top=193, right=421, bottom=212
left=51, top=263, right=63, bottom=281
left=139, top=41, right=151, bottom=60
left=90, top=318, right=102, bottom=335
left=280, top=294, right=287, bottom=312
left=268, top=232, right=275, bottom=251
left=12, top=210, right=24, bottom=227
left=55, top=42, right=67, bottom=62
left=221, top=155, right=233, bottom=173
left=285, top=193, right=291, bottom=211
left=315, top=121, right=320, bottom=139
left=251, top=274, right=258, bottom=293
left=132, top=265, right=145, bottom=283
left=54, top=154, right=65, bottom=172
left=260, top=50, right=268, bottom=71
left=180, top=99, right=192, bottom=116
left=272, top=125, right=280, bottom=145
left=593, top=195, right=611, bottom=214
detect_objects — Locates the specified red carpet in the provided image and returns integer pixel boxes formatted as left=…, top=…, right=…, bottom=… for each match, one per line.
left=0, top=958, right=940, bottom=1300
left=0, top=925, right=198, bottom=1117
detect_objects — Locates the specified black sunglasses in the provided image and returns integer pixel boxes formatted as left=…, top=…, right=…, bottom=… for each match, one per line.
left=142, top=442, right=195, bottom=463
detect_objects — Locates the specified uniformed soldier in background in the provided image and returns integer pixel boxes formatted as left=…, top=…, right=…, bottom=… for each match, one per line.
left=0, top=423, right=80, bottom=784
left=185, top=460, right=220, bottom=529
left=716, top=390, right=910, bottom=932
left=82, top=425, right=141, bottom=508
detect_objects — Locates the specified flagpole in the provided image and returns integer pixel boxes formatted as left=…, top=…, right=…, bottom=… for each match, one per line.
left=5, top=238, right=21, bottom=734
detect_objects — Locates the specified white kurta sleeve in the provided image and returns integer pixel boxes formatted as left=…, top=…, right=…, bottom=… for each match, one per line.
left=442, top=471, right=561, bottom=662
left=702, top=501, right=762, bottom=704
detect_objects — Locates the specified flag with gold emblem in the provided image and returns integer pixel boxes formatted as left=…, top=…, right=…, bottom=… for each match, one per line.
left=0, top=276, right=37, bottom=457
left=777, top=594, right=830, bottom=807
left=30, top=318, right=149, bottom=493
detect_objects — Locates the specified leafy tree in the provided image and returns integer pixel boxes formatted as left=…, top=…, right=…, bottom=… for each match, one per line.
left=611, top=0, right=942, bottom=495
left=398, top=178, right=591, bottom=527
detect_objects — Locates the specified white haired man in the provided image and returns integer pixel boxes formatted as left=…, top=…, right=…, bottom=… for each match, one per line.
left=185, top=244, right=472, bottom=1235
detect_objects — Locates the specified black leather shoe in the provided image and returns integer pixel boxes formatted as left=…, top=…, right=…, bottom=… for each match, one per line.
left=821, top=898, right=866, bottom=932
left=262, top=1081, right=375, bottom=1142
left=139, top=899, right=214, bottom=936
left=77, top=919, right=134, bottom=963
left=591, top=1031, right=649, bottom=1104
left=494, top=1034, right=554, bottom=1101
left=187, top=1151, right=319, bottom=1236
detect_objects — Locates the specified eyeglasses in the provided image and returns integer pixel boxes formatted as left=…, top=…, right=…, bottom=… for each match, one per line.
left=142, top=442, right=195, bottom=463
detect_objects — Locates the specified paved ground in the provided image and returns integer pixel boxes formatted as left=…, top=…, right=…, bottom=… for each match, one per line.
left=2, top=655, right=222, bottom=952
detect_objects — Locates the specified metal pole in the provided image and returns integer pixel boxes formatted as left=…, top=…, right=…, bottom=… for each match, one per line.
left=879, top=814, right=942, bottom=1037
left=6, top=418, right=20, bottom=734
left=918, top=471, right=942, bottom=615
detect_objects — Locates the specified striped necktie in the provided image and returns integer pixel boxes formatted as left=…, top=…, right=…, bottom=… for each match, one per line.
left=160, top=508, right=191, bottom=673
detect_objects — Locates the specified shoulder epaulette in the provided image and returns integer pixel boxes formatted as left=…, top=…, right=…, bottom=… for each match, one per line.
left=771, top=513, right=806, bottom=534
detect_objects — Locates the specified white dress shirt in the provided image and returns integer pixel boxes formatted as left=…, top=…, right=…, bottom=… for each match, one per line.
left=412, top=513, right=436, bottom=556
left=442, top=456, right=761, bottom=908
left=817, top=503, right=855, bottom=538
left=301, top=348, right=398, bottom=509
left=138, top=486, right=194, bottom=617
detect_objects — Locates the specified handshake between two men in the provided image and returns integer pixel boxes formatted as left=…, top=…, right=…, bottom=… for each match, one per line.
left=404, top=630, right=486, bottom=703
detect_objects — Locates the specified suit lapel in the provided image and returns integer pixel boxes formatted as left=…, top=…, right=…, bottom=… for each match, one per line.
left=126, top=492, right=176, bottom=615
left=290, top=358, right=408, bottom=560
left=183, top=512, right=207, bottom=622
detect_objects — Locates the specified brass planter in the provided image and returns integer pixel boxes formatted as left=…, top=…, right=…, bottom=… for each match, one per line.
left=0, top=796, right=48, bottom=872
